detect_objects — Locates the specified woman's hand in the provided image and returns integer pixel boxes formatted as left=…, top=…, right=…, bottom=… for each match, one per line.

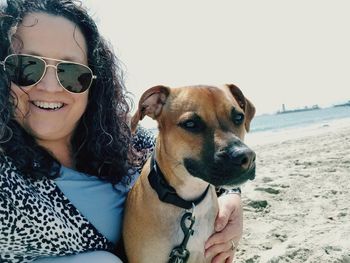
left=204, top=193, right=243, bottom=263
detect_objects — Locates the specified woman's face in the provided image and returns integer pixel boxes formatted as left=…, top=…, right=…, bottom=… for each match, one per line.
left=11, top=12, right=90, bottom=148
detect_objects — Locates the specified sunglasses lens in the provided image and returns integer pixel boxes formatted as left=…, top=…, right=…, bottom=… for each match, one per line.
left=5, top=55, right=45, bottom=86
left=4, top=54, right=94, bottom=93
left=57, top=63, right=93, bottom=93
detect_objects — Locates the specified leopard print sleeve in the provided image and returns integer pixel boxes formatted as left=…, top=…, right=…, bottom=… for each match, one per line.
left=0, top=157, right=114, bottom=263
left=131, top=126, right=156, bottom=174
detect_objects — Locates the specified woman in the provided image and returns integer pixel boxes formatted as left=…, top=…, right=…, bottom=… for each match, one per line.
left=0, top=0, right=243, bottom=262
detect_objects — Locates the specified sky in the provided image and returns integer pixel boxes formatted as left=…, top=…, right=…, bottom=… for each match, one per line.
left=84, top=0, right=350, bottom=122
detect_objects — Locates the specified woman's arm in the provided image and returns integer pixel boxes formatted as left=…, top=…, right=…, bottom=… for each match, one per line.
left=205, top=192, right=243, bottom=263
left=33, top=251, right=122, bottom=263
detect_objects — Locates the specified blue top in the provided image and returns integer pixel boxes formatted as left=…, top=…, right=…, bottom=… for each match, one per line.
left=54, top=166, right=130, bottom=245
left=0, top=126, right=155, bottom=262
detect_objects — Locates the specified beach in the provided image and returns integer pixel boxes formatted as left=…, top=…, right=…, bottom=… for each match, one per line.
left=235, top=118, right=350, bottom=263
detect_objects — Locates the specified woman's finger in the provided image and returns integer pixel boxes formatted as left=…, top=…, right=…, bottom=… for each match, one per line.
left=205, top=226, right=235, bottom=250
left=225, top=255, right=234, bottom=263
left=211, top=249, right=234, bottom=263
left=205, top=239, right=232, bottom=259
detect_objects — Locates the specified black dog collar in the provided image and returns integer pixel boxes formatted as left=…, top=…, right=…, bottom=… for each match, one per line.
left=148, top=154, right=210, bottom=210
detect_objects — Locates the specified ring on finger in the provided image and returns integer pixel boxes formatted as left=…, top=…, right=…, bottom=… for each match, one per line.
left=230, top=240, right=236, bottom=251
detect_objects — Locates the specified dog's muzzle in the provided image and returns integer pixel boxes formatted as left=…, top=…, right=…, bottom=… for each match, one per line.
left=184, top=142, right=256, bottom=187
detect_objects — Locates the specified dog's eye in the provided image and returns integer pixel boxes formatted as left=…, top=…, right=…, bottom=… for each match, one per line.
left=183, top=120, right=195, bottom=129
left=233, top=113, right=245, bottom=125
left=178, top=119, right=206, bottom=133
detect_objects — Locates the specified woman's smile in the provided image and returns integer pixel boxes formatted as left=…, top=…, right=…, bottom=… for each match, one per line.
left=31, top=100, right=65, bottom=111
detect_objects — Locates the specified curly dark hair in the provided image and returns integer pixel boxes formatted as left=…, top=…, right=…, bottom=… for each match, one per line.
left=0, top=0, right=133, bottom=184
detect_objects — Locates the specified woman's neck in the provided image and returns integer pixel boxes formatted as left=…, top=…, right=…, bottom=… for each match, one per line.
left=36, top=139, right=74, bottom=168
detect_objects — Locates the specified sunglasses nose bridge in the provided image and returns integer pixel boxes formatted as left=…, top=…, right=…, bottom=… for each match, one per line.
left=38, top=63, right=64, bottom=92
left=43, top=63, right=58, bottom=79
left=44, top=64, right=58, bottom=77
left=45, top=64, right=57, bottom=69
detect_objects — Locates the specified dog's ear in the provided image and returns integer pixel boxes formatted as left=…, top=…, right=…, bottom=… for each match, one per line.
left=130, top=85, right=170, bottom=133
left=226, top=84, right=256, bottom=132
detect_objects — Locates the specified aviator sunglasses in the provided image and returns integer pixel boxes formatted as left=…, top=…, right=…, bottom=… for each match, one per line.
left=0, top=54, right=96, bottom=93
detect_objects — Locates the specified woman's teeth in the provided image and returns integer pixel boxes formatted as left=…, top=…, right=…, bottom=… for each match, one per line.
left=33, top=101, right=64, bottom=110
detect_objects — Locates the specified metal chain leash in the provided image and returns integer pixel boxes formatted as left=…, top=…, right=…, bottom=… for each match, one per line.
left=168, top=205, right=196, bottom=263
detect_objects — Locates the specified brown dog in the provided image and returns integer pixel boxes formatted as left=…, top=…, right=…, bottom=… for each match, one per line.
left=123, top=84, right=256, bottom=263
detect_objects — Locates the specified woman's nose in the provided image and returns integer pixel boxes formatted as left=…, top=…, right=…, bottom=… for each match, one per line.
left=35, top=65, right=64, bottom=92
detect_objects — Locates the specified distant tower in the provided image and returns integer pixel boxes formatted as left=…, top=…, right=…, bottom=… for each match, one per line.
left=282, top=104, right=286, bottom=112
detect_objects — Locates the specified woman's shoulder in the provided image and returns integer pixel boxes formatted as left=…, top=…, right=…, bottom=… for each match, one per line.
left=0, top=154, right=19, bottom=174
left=0, top=154, right=35, bottom=198
left=132, top=126, right=156, bottom=152
left=0, top=154, right=27, bottom=192
left=130, top=126, right=156, bottom=174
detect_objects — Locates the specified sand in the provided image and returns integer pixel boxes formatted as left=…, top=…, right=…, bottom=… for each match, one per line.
left=235, top=118, right=350, bottom=263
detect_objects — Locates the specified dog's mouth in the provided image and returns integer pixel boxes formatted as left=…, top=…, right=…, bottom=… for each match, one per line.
left=184, top=157, right=256, bottom=187
left=210, top=164, right=256, bottom=186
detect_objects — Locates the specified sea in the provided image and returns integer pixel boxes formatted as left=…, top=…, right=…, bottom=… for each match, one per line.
left=148, top=106, right=350, bottom=145
left=250, top=106, right=350, bottom=133
left=244, top=105, right=350, bottom=146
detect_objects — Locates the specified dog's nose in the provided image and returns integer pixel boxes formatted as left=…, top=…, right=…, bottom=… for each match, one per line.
left=228, top=147, right=256, bottom=169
